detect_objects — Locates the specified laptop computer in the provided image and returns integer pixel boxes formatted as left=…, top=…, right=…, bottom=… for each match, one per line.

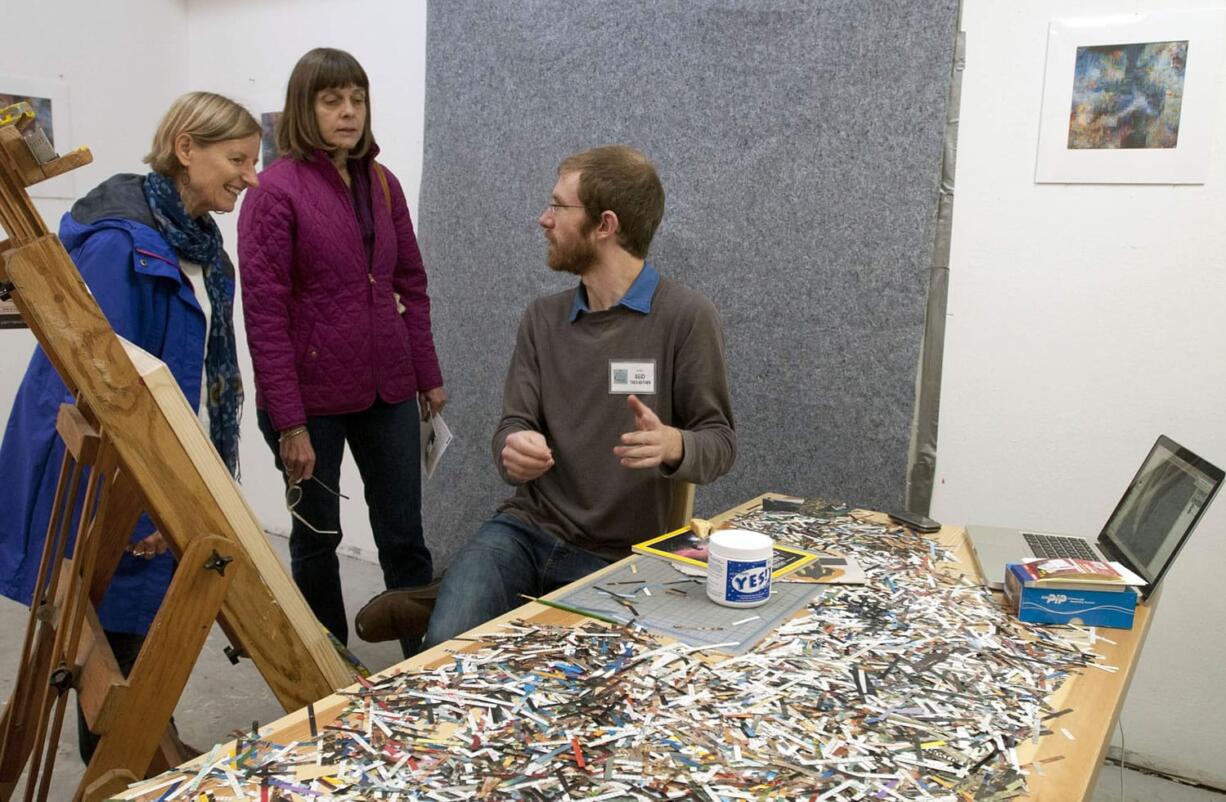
left=966, top=435, right=1223, bottom=599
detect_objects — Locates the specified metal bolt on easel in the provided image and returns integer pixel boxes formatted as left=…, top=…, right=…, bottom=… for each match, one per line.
left=203, top=549, right=234, bottom=576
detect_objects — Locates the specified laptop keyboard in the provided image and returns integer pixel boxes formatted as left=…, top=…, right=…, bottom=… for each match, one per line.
left=1023, top=532, right=1099, bottom=561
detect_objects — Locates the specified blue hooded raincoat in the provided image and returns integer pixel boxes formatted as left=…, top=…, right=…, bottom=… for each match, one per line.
left=0, top=173, right=232, bottom=635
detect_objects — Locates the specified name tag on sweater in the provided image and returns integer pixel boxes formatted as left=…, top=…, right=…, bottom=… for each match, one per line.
left=608, top=359, right=656, bottom=394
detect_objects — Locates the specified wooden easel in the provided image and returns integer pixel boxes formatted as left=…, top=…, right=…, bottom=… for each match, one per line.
left=0, top=111, right=354, bottom=801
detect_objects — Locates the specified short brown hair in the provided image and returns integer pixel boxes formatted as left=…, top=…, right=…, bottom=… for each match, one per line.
left=558, top=146, right=664, bottom=258
left=277, top=48, right=374, bottom=161
left=144, top=92, right=259, bottom=176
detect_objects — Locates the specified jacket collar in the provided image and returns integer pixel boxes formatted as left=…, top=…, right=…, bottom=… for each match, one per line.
left=307, top=143, right=382, bottom=173
left=60, top=173, right=232, bottom=280
left=570, top=262, right=660, bottom=322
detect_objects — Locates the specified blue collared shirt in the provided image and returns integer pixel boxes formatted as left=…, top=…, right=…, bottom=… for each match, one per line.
left=569, top=262, right=660, bottom=322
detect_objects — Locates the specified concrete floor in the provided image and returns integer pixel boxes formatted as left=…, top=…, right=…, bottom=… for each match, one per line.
left=2, top=536, right=1223, bottom=801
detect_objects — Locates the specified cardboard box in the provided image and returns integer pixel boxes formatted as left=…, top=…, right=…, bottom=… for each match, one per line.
left=1004, top=563, right=1138, bottom=629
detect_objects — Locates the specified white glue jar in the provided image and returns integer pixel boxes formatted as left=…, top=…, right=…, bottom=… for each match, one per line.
left=706, top=529, right=773, bottom=608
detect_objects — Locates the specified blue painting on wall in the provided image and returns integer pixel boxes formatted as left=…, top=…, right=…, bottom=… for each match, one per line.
left=1068, top=41, right=1188, bottom=149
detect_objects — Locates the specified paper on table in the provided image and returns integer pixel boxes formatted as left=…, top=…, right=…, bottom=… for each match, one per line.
left=1019, top=558, right=1146, bottom=586
left=420, top=412, right=453, bottom=479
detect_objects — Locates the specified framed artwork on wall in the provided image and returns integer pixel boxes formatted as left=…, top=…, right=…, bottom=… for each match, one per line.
left=0, top=73, right=73, bottom=199
left=1035, top=9, right=1226, bottom=184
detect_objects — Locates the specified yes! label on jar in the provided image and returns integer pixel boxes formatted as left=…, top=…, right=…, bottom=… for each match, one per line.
left=723, top=558, right=771, bottom=603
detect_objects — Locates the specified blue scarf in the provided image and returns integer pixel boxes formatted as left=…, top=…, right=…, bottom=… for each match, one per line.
left=143, top=172, right=243, bottom=478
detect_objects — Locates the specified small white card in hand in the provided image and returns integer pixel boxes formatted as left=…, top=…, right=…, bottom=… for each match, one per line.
left=420, top=412, right=453, bottom=479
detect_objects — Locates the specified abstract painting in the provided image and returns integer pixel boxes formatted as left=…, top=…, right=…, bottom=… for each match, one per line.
left=1068, top=41, right=1187, bottom=149
left=1036, top=10, right=1225, bottom=184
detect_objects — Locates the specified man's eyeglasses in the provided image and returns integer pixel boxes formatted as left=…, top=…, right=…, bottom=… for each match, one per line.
left=546, top=202, right=584, bottom=213
left=286, top=476, right=349, bottom=535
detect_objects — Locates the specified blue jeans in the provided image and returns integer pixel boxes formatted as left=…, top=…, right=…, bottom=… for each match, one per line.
left=423, top=513, right=611, bottom=649
left=258, top=399, right=432, bottom=647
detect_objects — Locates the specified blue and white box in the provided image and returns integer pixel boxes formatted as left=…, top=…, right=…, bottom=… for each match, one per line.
left=1004, top=563, right=1138, bottom=629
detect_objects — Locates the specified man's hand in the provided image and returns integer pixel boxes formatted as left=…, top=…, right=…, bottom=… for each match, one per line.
left=502, top=430, right=554, bottom=483
left=614, top=394, right=684, bottom=469
left=281, top=429, right=316, bottom=484
left=419, top=386, right=448, bottom=419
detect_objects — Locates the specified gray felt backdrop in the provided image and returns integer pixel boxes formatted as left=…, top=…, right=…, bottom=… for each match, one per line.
left=417, top=0, right=959, bottom=568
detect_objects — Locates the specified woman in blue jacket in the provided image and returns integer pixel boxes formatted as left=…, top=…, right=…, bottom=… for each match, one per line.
left=0, top=91, right=260, bottom=760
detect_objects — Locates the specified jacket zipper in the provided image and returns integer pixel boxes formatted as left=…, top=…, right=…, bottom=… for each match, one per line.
left=363, top=199, right=378, bottom=394
left=326, top=156, right=382, bottom=396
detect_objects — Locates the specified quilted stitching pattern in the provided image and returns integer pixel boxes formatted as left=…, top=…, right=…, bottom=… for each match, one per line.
left=237, top=154, right=442, bottom=431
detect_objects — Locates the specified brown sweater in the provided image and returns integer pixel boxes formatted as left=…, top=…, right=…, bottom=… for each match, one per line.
left=493, top=275, right=736, bottom=559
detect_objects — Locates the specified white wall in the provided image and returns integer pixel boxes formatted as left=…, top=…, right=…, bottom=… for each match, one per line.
left=931, top=0, right=1226, bottom=787
left=0, top=0, right=189, bottom=425
left=184, top=0, right=429, bottom=560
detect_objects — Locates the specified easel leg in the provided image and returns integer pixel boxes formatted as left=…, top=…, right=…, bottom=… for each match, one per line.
left=0, top=449, right=87, bottom=801
left=75, top=608, right=197, bottom=776
left=75, top=535, right=235, bottom=802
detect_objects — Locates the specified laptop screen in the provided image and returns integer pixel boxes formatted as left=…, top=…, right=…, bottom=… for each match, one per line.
left=1101, top=436, right=1224, bottom=585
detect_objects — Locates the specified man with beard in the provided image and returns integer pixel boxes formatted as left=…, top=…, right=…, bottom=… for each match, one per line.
left=411, top=145, right=736, bottom=648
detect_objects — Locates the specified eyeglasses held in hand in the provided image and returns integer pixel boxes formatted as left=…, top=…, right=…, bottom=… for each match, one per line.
left=285, top=476, right=350, bottom=535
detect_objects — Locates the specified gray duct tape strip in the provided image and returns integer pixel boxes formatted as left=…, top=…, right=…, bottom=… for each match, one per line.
left=906, top=18, right=965, bottom=514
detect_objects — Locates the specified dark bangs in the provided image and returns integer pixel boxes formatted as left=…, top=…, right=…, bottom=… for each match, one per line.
left=276, top=47, right=375, bottom=161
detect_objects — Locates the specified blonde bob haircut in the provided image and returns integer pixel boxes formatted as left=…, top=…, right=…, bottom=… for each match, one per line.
left=144, top=91, right=260, bottom=176
left=277, top=48, right=374, bottom=161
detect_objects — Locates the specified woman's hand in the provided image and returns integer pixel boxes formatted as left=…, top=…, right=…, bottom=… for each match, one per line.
left=418, top=386, right=448, bottom=419
left=280, top=427, right=316, bottom=483
left=127, top=531, right=168, bottom=560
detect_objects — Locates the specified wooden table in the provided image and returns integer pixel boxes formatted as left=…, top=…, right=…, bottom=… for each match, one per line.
left=931, top=505, right=1153, bottom=801
left=115, top=493, right=1154, bottom=801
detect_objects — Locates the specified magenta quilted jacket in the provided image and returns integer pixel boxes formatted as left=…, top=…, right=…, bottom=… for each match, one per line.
left=237, top=151, right=443, bottom=432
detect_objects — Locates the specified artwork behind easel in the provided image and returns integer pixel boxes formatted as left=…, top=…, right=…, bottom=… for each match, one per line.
left=0, top=75, right=74, bottom=198
left=0, top=296, right=26, bottom=329
left=0, top=93, right=53, bottom=147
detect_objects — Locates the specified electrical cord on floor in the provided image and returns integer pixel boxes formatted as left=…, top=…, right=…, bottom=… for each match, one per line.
left=1117, top=715, right=1126, bottom=800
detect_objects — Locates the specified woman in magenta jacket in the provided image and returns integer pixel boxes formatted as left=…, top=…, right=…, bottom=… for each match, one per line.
left=237, top=48, right=444, bottom=654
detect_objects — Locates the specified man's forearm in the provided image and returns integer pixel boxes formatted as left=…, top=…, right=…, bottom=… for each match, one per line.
left=667, top=425, right=736, bottom=484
